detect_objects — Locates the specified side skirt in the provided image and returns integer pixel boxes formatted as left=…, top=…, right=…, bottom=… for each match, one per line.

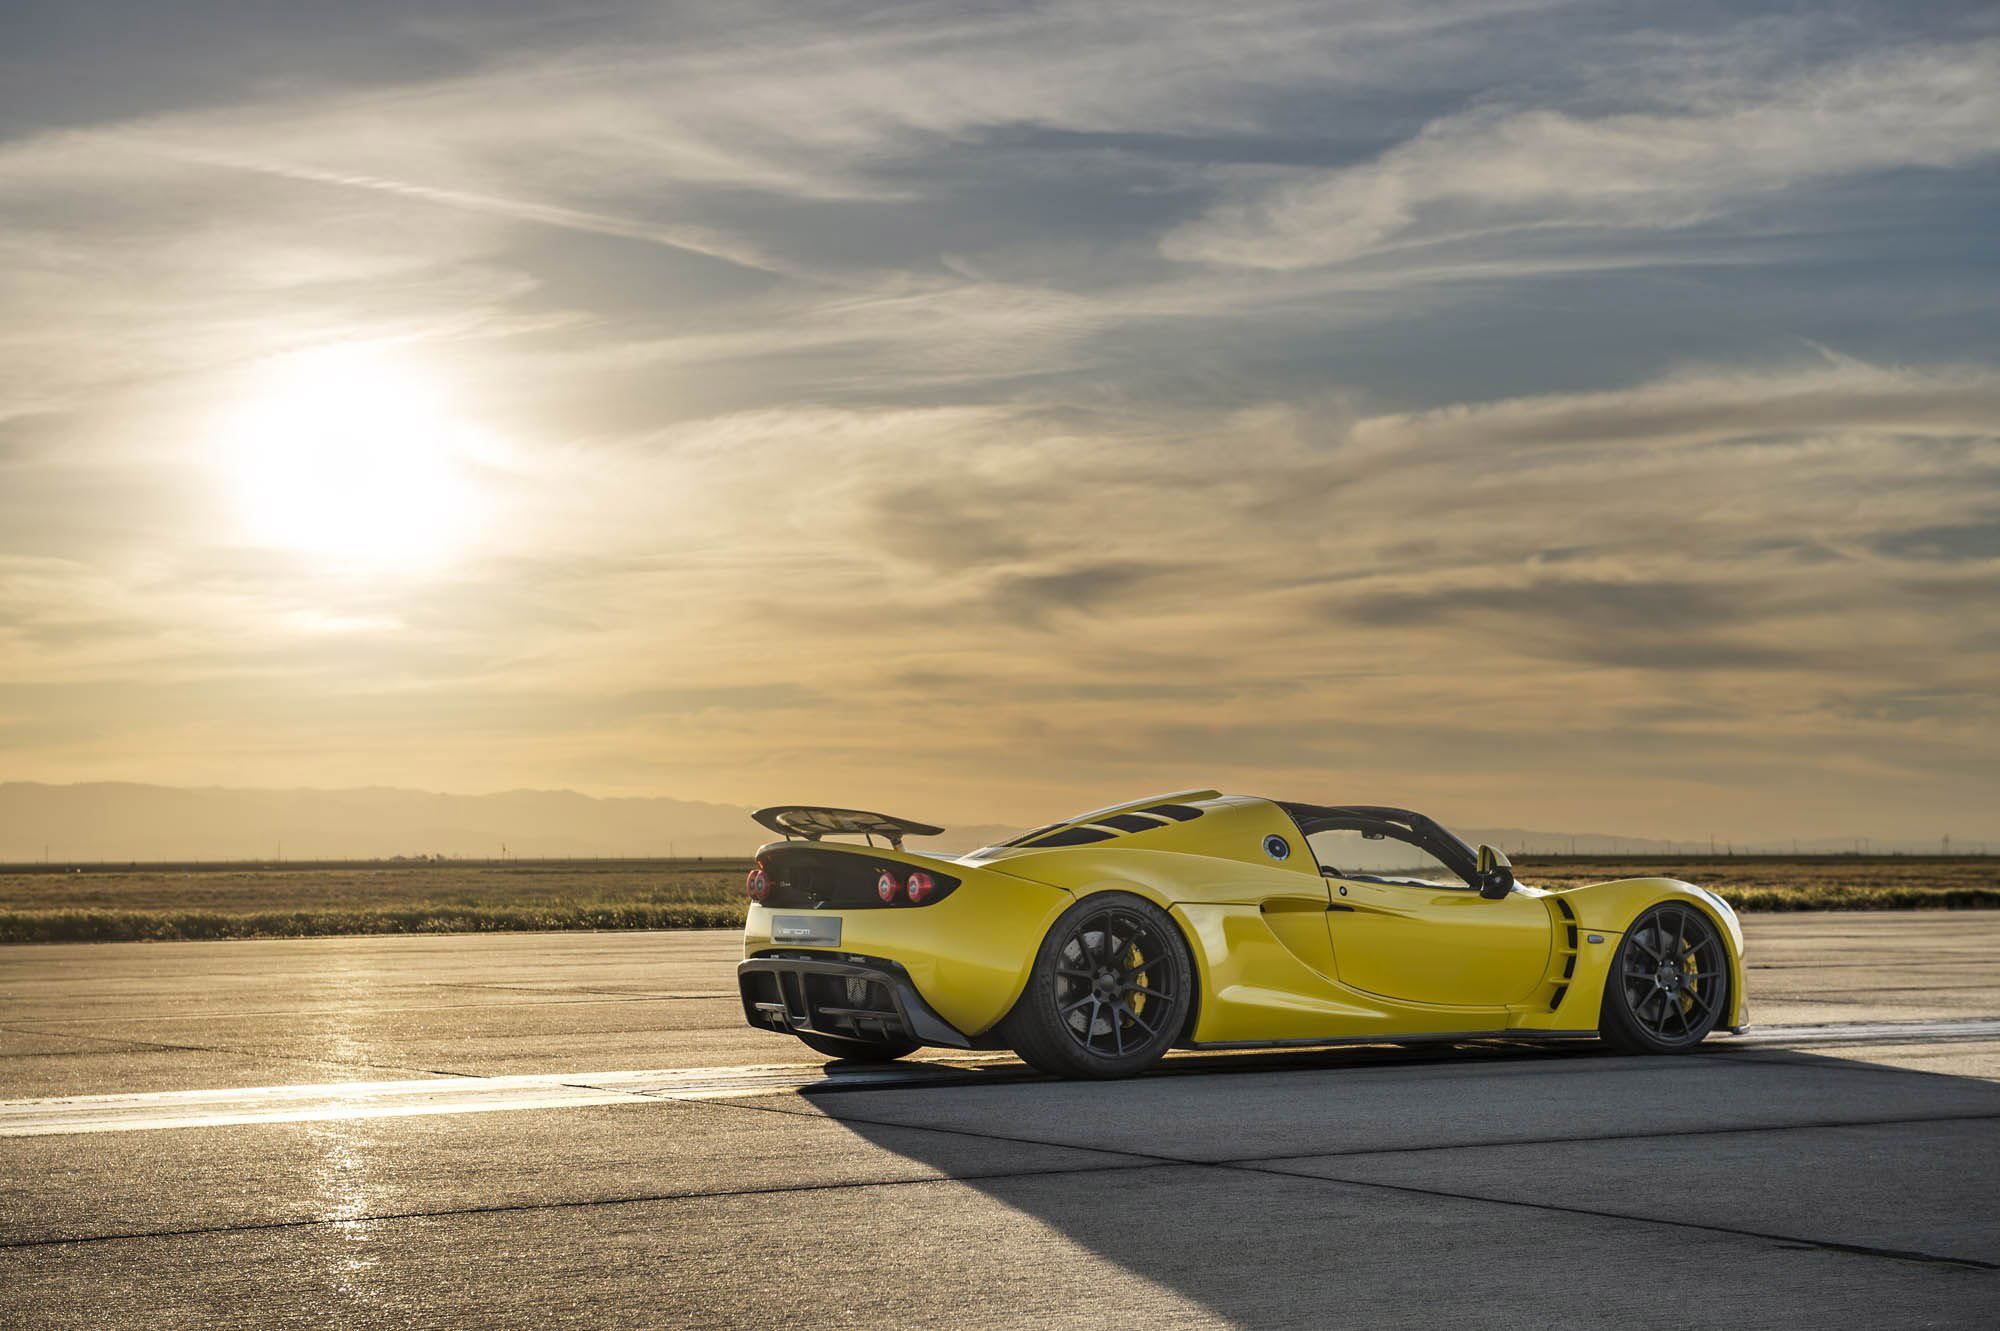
left=1186, top=1028, right=1600, bottom=1051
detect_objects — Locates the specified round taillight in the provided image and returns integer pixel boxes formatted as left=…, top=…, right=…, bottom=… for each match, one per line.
left=745, top=866, right=769, bottom=903
left=906, top=870, right=936, bottom=904
left=876, top=869, right=901, bottom=903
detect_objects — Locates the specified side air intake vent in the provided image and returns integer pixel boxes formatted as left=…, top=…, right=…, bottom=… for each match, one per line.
left=1544, top=895, right=1581, bottom=1011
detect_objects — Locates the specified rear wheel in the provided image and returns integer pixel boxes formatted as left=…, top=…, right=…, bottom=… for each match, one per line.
left=795, top=1031, right=921, bottom=1062
left=1000, top=892, right=1193, bottom=1079
left=1600, top=903, right=1729, bottom=1054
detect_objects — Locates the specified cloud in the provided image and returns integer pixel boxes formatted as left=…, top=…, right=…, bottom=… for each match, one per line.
left=987, top=561, right=1179, bottom=628
left=1340, top=576, right=1744, bottom=631
left=112, top=135, right=797, bottom=278
left=5, top=357, right=1997, bottom=833
left=0, top=0, right=1611, bottom=420
left=1166, top=40, right=2000, bottom=269
left=0, top=3, right=1997, bottom=837
left=1869, top=521, right=2000, bottom=563
left=1332, top=571, right=1814, bottom=672
left=1344, top=361, right=2000, bottom=459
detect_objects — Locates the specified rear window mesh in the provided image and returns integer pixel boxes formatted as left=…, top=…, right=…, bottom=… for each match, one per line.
left=1096, top=812, right=1169, bottom=832
left=1016, top=803, right=1205, bottom=848
left=1021, top=826, right=1116, bottom=847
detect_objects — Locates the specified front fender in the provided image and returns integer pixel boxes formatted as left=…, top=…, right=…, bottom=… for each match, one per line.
left=1551, top=877, right=1748, bottom=1030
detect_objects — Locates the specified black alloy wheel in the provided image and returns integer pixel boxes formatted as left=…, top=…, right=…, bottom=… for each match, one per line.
left=1001, top=892, right=1193, bottom=1078
left=1600, top=903, right=1729, bottom=1054
left=795, top=1031, right=921, bottom=1062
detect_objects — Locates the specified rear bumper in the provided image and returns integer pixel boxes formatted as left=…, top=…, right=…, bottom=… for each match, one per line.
left=738, top=953, right=972, bottom=1049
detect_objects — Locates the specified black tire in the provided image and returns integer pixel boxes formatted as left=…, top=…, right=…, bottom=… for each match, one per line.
left=999, top=892, right=1194, bottom=1079
left=1600, top=903, right=1729, bottom=1054
left=795, top=1031, right=921, bottom=1063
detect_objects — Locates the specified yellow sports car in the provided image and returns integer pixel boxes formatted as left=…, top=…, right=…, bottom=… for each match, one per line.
left=738, top=790, right=1746, bottom=1078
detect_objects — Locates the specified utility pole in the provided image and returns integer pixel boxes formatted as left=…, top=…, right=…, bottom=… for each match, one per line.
left=1942, top=834, right=1951, bottom=856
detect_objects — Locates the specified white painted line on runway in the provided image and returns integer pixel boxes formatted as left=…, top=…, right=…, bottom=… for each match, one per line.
left=0, top=1059, right=1013, bottom=1137
left=0, top=1075, right=638, bottom=1135
left=1722, top=1018, right=2000, bottom=1047
left=3, top=1018, right=1994, bottom=1137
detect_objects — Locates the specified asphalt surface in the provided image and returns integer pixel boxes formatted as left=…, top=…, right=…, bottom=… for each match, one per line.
left=3, top=912, right=1998, bottom=1328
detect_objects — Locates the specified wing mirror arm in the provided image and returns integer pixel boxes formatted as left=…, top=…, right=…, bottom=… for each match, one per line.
left=1475, top=844, right=1514, bottom=900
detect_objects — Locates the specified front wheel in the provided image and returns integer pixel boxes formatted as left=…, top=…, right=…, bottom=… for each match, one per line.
left=1600, top=903, right=1729, bottom=1054
left=1000, top=892, right=1194, bottom=1079
left=795, top=1031, right=921, bottom=1062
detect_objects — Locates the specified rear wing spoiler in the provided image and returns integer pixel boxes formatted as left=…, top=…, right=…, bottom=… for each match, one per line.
left=751, top=805, right=946, bottom=850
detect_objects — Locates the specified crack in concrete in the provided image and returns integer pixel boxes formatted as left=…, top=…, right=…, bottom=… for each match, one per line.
left=0, top=1160, right=1168, bottom=1252
left=1213, top=1110, right=2000, bottom=1163
left=1237, top=1162, right=2000, bottom=1273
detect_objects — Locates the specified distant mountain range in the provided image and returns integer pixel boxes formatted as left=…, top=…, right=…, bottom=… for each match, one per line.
left=0, top=783, right=1977, bottom=863
left=0, top=782, right=1023, bottom=862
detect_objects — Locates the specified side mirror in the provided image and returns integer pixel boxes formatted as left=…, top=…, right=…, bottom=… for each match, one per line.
left=1475, top=844, right=1514, bottom=900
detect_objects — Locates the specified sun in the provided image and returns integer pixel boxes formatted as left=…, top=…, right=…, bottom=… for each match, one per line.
left=224, top=345, right=479, bottom=567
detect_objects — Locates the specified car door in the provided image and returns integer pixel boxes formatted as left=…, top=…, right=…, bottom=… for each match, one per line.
left=1308, top=827, right=1552, bottom=1008
left=1324, top=879, right=1552, bottom=1007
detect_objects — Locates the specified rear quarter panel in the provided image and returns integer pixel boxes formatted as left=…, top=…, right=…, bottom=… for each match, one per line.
left=743, top=848, right=1072, bottom=1037
left=984, top=800, right=1377, bottom=1042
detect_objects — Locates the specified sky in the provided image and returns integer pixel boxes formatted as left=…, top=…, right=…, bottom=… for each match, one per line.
left=1, top=0, right=1997, bottom=843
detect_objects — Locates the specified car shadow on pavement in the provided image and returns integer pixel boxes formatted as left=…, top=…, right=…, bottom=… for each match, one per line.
left=809, top=1040, right=2000, bottom=1327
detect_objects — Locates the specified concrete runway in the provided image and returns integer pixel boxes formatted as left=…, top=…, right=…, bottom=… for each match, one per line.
left=3, top=912, right=1997, bottom=1328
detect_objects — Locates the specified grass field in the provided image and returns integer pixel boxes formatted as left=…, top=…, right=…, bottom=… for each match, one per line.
left=1515, top=856, right=2000, bottom=912
left=1, top=854, right=1994, bottom=943
left=0, top=860, right=751, bottom=943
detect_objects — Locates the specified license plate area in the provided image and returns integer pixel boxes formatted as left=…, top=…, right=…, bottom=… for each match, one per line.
left=770, top=914, right=842, bottom=947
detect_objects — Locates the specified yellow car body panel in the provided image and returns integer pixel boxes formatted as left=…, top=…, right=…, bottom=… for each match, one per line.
left=1324, top=880, right=1552, bottom=1007
left=743, top=844, right=1072, bottom=1037
left=739, top=791, right=1748, bottom=1050
left=1532, top=877, right=1750, bottom=1031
